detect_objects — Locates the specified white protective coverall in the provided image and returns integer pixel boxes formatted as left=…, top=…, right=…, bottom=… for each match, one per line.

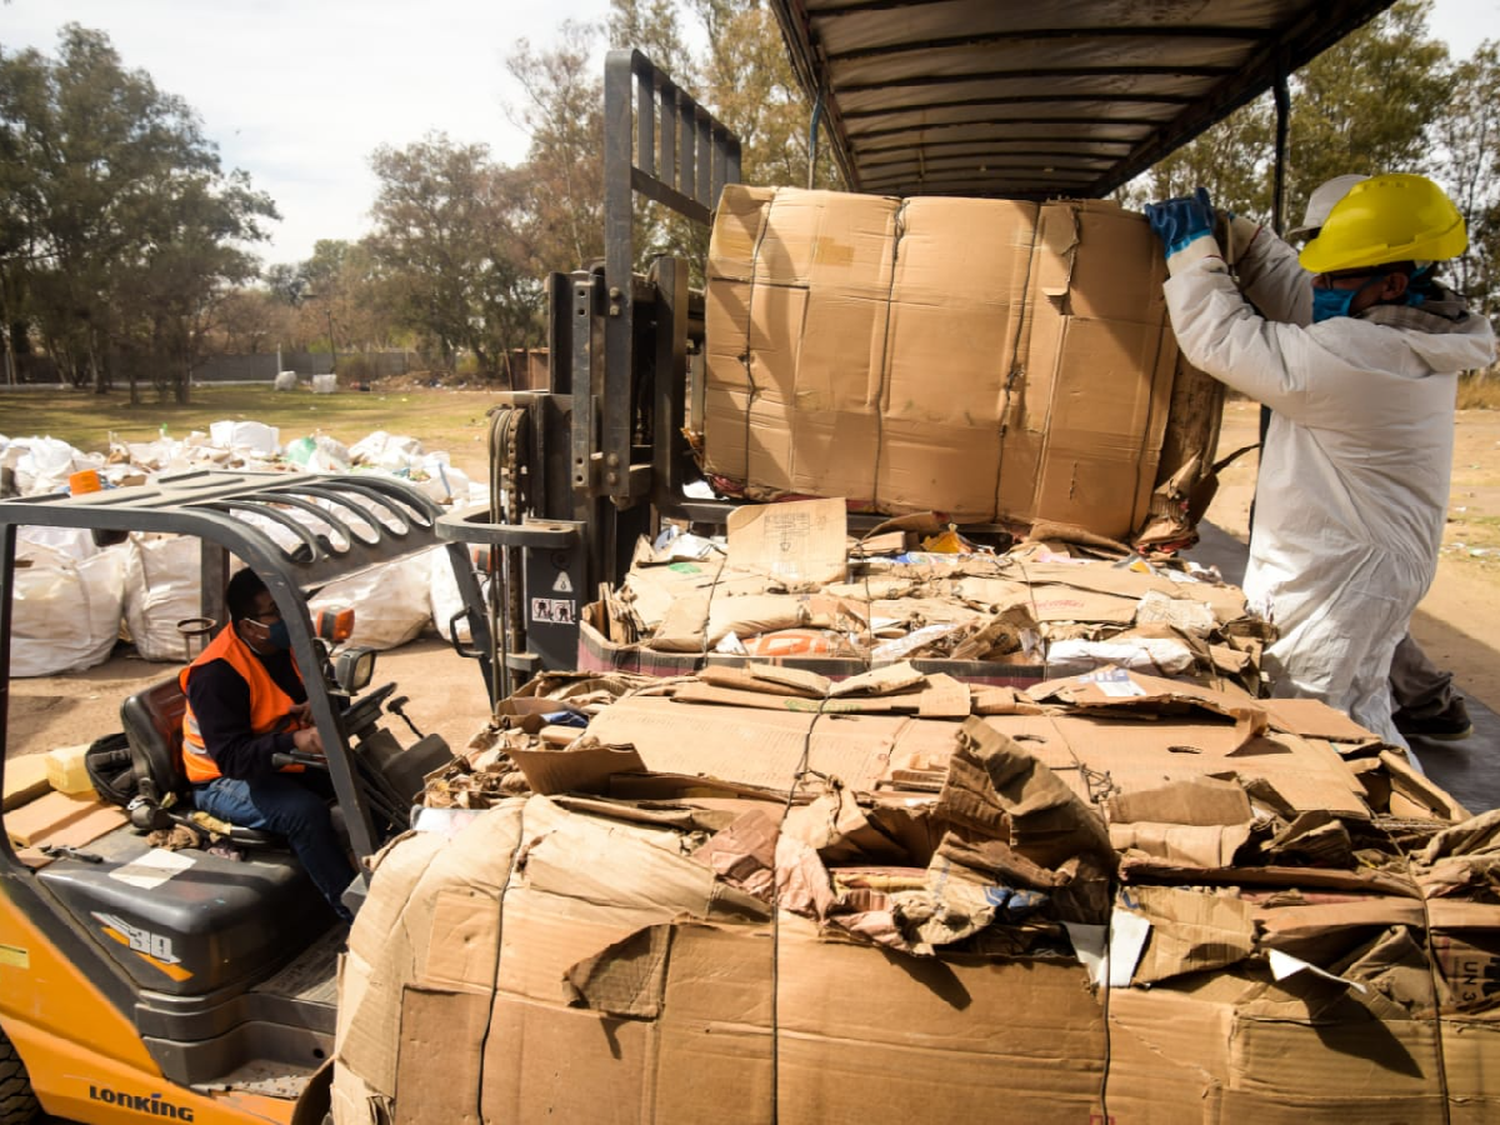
left=1164, top=229, right=1496, bottom=746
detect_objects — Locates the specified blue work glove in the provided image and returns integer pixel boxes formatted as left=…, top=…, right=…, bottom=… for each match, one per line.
left=1145, top=188, right=1215, bottom=258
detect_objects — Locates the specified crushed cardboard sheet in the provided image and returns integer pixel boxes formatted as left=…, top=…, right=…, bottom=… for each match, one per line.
left=591, top=498, right=1265, bottom=695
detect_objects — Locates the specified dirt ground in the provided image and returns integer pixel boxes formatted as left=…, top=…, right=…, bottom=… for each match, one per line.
left=7, top=398, right=1500, bottom=763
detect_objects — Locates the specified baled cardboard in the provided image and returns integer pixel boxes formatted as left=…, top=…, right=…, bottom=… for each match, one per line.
left=703, top=185, right=1221, bottom=539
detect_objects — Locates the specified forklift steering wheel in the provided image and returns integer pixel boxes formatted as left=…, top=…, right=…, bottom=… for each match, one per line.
left=340, top=681, right=397, bottom=737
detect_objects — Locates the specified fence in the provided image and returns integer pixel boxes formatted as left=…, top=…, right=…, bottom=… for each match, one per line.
left=2, top=348, right=552, bottom=387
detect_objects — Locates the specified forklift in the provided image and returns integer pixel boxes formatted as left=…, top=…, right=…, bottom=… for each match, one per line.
left=0, top=472, right=493, bottom=1124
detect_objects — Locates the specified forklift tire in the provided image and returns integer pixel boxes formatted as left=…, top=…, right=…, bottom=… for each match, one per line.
left=0, top=1028, right=38, bottom=1125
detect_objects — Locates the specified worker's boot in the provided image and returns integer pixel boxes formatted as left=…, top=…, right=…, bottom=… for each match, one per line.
left=1393, top=696, right=1473, bottom=741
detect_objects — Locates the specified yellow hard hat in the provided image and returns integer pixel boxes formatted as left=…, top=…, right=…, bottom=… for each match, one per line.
left=1299, top=173, right=1467, bottom=274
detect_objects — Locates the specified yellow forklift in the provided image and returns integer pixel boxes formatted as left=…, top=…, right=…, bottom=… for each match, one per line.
left=0, top=471, right=494, bottom=1124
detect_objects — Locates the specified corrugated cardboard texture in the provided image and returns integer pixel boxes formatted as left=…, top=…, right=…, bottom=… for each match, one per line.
left=335, top=686, right=1498, bottom=1124
left=704, top=186, right=1221, bottom=536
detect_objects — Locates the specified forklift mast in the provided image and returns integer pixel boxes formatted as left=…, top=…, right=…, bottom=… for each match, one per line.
left=439, top=49, right=742, bottom=691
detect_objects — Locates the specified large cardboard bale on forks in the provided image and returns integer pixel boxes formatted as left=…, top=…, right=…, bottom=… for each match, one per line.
left=702, top=185, right=1222, bottom=540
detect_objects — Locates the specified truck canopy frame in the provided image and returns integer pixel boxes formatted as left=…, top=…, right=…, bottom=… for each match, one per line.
left=770, top=0, right=1396, bottom=201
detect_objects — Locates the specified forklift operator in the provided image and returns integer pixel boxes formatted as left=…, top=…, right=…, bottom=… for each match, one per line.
left=180, top=568, right=356, bottom=923
left=1145, top=174, right=1495, bottom=749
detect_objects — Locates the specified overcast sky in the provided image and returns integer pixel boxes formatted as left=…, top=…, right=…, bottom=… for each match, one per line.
left=2, top=0, right=1497, bottom=270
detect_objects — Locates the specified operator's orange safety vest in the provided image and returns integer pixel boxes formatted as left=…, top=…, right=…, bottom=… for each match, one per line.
left=180, top=625, right=307, bottom=784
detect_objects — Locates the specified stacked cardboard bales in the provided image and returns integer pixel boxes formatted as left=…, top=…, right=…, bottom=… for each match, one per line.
left=333, top=662, right=1500, bottom=1124
left=700, top=186, right=1223, bottom=541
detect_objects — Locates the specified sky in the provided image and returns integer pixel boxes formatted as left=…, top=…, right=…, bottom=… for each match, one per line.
left=0, top=0, right=616, bottom=266
left=2, top=0, right=1498, bottom=269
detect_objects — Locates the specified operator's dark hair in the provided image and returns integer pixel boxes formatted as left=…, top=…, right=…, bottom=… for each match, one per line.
left=225, top=567, right=269, bottom=624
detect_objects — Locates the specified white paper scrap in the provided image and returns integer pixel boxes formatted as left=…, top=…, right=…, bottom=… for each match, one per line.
left=1064, top=922, right=1109, bottom=987
left=109, top=848, right=196, bottom=890
left=1098, top=679, right=1150, bottom=698
left=1267, top=949, right=1369, bottom=993
left=1107, top=908, right=1153, bottom=988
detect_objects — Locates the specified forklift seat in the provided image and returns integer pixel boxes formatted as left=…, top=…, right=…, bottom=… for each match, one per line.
left=119, top=677, right=282, bottom=848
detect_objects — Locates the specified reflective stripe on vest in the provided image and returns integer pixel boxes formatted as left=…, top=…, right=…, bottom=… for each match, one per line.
left=180, top=625, right=306, bottom=784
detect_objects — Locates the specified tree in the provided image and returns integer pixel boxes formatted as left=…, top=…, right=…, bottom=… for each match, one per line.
left=0, top=25, right=276, bottom=400
left=686, top=0, right=840, bottom=192
left=1124, top=0, right=1452, bottom=228
left=1438, top=41, right=1500, bottom=330
left=507, top=23, right=607, bottom=275
left=210, top=286, right=295, bottom=356
left=366, top=132, right=545, bottom=379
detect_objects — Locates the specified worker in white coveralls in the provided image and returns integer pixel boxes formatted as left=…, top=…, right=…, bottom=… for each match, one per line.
left=1145, top=174, right=1496, bottom=750
left=1281, top=175, right=1475, bottom=742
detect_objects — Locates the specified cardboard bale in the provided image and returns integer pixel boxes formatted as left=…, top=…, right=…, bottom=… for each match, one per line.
left=339, top=674, right=1500, bottom=1125
left=703, top=185, right=1221, bottom=539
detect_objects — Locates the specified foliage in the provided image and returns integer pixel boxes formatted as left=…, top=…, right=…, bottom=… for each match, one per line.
left=1119, top=0, right=1498, bottom=342
left=1125, top=0, right=1454, bottom=226
left=1438, top=41, right=1500, bottom=326
left=365, top=133, right=546, bottom=380
left=0, top=25, right=275, bottom=402
left=507, top=23, right=607, bottom=275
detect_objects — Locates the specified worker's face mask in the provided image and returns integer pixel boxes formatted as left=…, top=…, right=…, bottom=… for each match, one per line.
left=1311, top=285, right=1358, bottom=323
left=264, top=619, right=292, bottom=651
left=245, top=615, right=291, bottom=651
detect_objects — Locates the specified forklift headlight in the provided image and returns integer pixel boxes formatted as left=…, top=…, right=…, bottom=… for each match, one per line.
left=334, top=646, right=377, bottom=693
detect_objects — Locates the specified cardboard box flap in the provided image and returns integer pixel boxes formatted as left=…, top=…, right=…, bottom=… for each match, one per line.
left=1027, top=666, right=1269, bottom=746
left=1254, top=898, right=1429, bottom=950
left=1260, top=697, right=1381, bottom=742
left=509, top=744, right=648, bottom=796
left=1123, top=885, right=1256, bottom=985
left=828, top=661, right=927, bottom=697
left=697, top=665, right=827, bottom=698
left=727, top=498, right=848, bottom=586
left=583, top=695, right=904, bottom=794
left=1110, top=821, right=1253, bottom=869
left=1108, top=776, right=1254, bottom=827
left=937, top=716, right=1115, bottom=885
left=1118, top=854, right=1421, bottom=897
left=562, top=922, right=673, bottom=1019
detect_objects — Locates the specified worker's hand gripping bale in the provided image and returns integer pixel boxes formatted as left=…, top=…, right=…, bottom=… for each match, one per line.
left=1145, top=187, right=1219, bottom=274
left=1144, top=175, right=1496, bottom=754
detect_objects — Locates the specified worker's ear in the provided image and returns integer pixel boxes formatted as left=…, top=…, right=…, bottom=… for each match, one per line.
left=1377, top=272, right=1410, bottom=302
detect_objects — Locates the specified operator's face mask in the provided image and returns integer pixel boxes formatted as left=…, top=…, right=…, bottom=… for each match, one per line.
left=263, top=619, right=292, bottom=650
left=244, top=613, right=292, bottom=651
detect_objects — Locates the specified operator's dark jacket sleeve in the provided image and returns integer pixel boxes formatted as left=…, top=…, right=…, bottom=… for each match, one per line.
left=184, top=651, right=307, bottom=781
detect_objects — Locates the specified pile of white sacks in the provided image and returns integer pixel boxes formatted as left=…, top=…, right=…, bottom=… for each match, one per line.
left=2, top=423, right=484, bottom=677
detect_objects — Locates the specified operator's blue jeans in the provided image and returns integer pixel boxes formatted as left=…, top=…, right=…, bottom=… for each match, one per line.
left=193, top=773, right=355, bottom=923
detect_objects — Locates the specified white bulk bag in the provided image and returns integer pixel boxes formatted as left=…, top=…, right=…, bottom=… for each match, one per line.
left=309, top=553, right=435, bottom=651
left=12, top=437, right=105, bottom=497
left=350, top=431, right=424, bottom=473
left=209, top=420, right=280, bottom=457
left=11, top=542, right=127, bottom=676
left=429, top=547, right=476, bottom=644
left=123, top=534, right=205, bottom=663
